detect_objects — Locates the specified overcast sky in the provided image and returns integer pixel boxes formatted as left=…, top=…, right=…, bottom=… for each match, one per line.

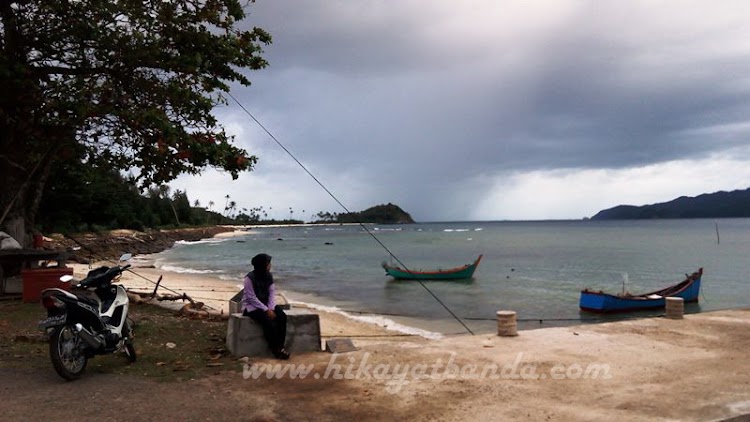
left=171, top=0, right=750, bottom=222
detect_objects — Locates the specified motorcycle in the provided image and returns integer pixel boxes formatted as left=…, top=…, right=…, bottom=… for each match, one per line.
left=38, top=253, right=136, bottom=380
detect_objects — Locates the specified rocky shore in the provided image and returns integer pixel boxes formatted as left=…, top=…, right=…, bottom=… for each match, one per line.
left=44, top=226, right=236, bottom=263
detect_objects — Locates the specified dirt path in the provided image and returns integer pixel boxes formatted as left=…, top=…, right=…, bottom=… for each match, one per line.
left=3, top=309, right=750, bottom=421
left=1, top=366, right=401, bottom=421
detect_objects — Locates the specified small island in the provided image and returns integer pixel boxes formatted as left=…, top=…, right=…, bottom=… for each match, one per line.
left=334, top=203, right=415, bottom=224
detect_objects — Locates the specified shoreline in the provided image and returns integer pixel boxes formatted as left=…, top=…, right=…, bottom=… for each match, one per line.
left=69, top=256, right=435, bottom=340
left=93, top=225, right=452, bottom=339
left=50, top=224, right=743, bottom=334
left=69, top=227, right=725, bottom=339
left=32, top=227, right=750, bottom=419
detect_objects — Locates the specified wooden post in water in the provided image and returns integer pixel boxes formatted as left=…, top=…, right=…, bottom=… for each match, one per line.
left=665, top=297, right=684, bottom=319
left=497, top=310, right=518, bottom=336
left=715, top=222, right=720, bottom=245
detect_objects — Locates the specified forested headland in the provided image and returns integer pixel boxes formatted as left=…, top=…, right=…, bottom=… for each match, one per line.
left=591, top=188, right=750, bottom=220
left=36, top=160, right=414, bottom=235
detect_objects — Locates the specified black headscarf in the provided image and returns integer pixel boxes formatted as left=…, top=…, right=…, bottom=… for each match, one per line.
left=248, top=253, right=273, bottom=306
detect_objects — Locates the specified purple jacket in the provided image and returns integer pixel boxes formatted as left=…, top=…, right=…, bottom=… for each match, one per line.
left=241, top=274, right=276, bottom=312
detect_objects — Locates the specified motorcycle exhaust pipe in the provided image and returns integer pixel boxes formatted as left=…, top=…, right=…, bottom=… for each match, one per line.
left=74, top=323, right=103, bottom=350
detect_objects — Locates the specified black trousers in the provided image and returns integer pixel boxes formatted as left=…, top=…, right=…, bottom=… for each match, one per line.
left=244, top=306, right=287, bottom=352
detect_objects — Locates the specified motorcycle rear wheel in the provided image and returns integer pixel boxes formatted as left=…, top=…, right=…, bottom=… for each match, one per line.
left=50, top=325, right=88, bottom=380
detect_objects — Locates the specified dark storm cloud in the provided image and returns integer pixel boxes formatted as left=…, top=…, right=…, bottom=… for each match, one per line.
left=203, top=1, right=750, bottom=220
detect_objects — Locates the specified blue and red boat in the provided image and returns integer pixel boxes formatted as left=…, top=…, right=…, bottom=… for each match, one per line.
left=579, top=268, right=703, bottom=313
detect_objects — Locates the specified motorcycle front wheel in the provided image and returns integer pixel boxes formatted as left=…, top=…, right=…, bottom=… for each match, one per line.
left=50, top=325, right=88, bottom=380
left=122, top=321, right=136, bottom=363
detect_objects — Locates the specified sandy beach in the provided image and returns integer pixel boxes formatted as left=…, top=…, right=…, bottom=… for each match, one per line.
left=68, top=258, right=408, bottom=340
left=58, top=243, right=750, bottom=421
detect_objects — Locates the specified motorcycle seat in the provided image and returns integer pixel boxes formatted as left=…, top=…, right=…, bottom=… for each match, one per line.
left=80, top=266, right=116, bottom=289
left=72, top=293, right=100, bottom=310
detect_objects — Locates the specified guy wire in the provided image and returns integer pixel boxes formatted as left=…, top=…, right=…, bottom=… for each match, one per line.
left=226, top=91, right=475, bottom=335
left=63, top=234, right=214, bottom=308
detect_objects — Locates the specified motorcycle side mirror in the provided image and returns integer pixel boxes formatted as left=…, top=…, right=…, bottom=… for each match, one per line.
left=60, top=275, right=74, bottom=283
left=119, top=253, right=132, bottom=262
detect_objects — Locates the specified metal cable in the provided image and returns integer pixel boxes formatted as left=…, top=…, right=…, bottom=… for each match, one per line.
left=226, top=91, right=475, bottom=335
left=62, top=234, right=216, bottom=310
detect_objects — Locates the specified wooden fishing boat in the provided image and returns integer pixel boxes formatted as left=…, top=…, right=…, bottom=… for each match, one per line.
left=579, top=268, right=703, bottom=313
left=382, top=255, right=483, bottom=280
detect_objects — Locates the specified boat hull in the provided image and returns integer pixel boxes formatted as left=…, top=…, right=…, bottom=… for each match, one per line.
left=579, top=269, right=702, bottom=313
left=383, top=255, right=482, bottom=280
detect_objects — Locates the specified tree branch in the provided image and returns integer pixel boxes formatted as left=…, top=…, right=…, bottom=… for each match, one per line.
left=31, top=64, right=109, bottom=76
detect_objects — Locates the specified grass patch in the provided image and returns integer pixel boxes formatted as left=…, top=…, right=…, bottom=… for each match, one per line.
left=0, top=299, right=239, bottom=381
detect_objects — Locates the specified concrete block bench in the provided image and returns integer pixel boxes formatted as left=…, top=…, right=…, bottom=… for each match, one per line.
left=225, top=310, right=321, bottom=358
left=228, top=290, right=291, bottom=314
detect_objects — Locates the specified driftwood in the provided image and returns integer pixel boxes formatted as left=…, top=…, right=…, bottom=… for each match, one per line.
left=179, top=301, right=229, bottom=320
left=124, top=268, right=228, bottom=320
left=126, top=289, right=195, bottom=304
left=126, top=288, right=228, bottom=320
left=157, top=293, right=196, bottom=304
left=126, top=291, right=147, bottom=304
left=125, top=275, right=197, bottom=305
left=151, top=275, right=163, bottom=298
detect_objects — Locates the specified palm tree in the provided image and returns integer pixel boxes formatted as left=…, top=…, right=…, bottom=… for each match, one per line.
left=223, top=195, right=231, bottom=217
left=206, top=200, right=216, bottom=224
left=157, top=185, right=180, bottom=225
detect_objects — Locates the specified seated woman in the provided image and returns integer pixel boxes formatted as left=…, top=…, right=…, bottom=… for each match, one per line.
left=241, top=253, right=289, bottom=360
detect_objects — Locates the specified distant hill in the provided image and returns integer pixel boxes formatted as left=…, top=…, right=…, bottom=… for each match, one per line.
left=591, top=188, right=750, bottom=220
left=337, top=203, right=415, bottom=224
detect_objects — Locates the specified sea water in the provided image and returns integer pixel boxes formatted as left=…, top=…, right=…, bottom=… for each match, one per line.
left=143, top=219, right=750, bottom=335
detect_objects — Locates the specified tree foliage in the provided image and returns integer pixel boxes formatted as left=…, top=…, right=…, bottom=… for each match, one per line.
left=0, top=0, right=270, bottom=245
left=37, top=152, right=237, bottom=233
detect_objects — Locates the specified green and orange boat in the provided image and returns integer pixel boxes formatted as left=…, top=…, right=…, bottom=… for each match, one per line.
left=382, top=255, right=483, bottom=280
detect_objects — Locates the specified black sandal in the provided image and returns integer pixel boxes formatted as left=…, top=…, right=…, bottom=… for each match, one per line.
left=273, top=348, right=290, bottom=360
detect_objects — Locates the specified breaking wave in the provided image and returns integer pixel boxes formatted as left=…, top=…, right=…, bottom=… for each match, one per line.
left=291, top=301, right=443, bottom=340
left=158, top=264, right=221, bottom=275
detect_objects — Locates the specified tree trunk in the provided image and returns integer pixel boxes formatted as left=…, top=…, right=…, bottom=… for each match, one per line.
left=3, top=215, right=27, bottom=247
left=1, top=171, right=37, bottom=248
left=169, top=201, right=181, bottom=226
left=0, top=143, right=57, bottom=248
left=0, top=1, right=64, bottom=247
